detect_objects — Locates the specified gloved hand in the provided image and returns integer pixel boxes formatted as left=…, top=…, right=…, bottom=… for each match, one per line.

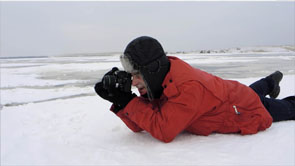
left=94, top=68, right=137, bottom=113
left=94, top=67, right=119, bottom=102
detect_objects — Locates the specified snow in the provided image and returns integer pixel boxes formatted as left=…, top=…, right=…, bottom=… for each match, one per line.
left=1, top=50, right=295, bottom=165
left=186, top=45, right=295, bottom=55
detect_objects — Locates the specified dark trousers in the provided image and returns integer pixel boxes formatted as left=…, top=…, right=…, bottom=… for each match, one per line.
left=249, top=78, right=295, bottom=122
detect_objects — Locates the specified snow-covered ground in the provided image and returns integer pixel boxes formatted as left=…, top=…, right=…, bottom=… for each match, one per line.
left=180, top=45, right=295, bottom=55
left=1, top=49, right=295, bottom=165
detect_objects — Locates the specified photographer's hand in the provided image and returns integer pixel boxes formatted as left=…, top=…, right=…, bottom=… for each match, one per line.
left=94, top=67, right=119, bottom=103
left=94, top=68, right=137, bottom=113
left=94, top=82, right=136, bottom=113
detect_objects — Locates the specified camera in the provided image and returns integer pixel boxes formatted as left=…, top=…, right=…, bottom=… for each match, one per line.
left=102, top=68, right=132, bottom=93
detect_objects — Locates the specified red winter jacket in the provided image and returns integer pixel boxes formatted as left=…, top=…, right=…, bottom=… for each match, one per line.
left=114, top=56, right=273, bottom=143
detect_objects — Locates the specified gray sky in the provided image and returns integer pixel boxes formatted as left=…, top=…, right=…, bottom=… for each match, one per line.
left=0, top=1, right=294, bottom=57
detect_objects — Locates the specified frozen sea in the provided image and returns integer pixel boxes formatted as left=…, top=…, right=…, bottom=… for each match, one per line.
left=1, top=51, right=295, bottom=165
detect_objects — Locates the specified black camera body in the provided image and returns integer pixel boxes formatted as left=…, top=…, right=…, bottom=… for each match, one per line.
left=103, top=69, right=132, bottom=93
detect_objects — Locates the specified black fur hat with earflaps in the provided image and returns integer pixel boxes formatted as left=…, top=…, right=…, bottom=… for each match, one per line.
left=120, top=36, right=170, bottom=100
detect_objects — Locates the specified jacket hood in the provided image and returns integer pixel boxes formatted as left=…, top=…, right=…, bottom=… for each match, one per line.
left=121, top=36, right=170, bottom=100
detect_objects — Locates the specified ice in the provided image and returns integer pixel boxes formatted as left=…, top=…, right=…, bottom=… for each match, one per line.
left=1, top=50, right=295, bottom=165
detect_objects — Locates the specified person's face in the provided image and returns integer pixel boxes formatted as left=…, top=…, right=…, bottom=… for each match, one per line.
left=131, top=72, right=147, bottom=96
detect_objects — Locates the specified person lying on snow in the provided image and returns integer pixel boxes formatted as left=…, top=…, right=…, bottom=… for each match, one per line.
left=94, top=36, right=295, bottom=143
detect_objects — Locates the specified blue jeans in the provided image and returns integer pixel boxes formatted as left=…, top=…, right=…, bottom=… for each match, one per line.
left=249, top=78, right=295, bottom=122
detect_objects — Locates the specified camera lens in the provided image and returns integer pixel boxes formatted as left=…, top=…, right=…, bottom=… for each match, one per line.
left=103, top=75, right=116, bottom=89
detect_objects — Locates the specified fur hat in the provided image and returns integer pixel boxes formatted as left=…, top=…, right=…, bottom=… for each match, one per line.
left=120, top=36, right=170, bottom=100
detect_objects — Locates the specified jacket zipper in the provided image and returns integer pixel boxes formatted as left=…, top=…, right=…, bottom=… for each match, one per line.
left=233, top=105, right=241, bottom=115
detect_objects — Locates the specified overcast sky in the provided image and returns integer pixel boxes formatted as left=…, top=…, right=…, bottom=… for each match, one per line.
left=0, top=1, right=294, bottom=57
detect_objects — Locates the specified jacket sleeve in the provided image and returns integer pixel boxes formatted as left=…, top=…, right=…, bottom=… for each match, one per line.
left=110, top=105, right=143, bottom=132
left=120, top=82, right=208, bottom=143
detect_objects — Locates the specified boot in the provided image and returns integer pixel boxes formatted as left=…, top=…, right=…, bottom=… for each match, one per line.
left=267, top=71, right=283, bottom=99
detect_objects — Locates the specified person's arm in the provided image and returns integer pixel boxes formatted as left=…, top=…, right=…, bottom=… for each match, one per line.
left=120, top=82, right=207, bottom=143
left=94, top=68, right=140, bottom=132
left=111, top=105, right=143, bottom=132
